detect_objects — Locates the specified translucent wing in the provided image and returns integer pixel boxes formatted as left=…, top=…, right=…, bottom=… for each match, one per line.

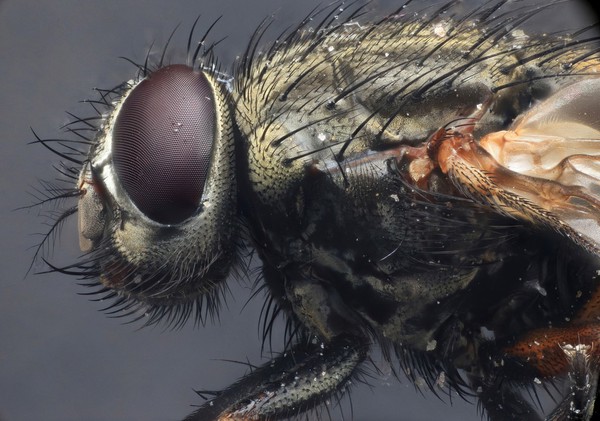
left=434, top=78, right=600, bottom=255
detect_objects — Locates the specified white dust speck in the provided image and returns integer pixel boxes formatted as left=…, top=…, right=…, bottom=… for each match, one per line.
left=433, top=23, right=447, bottom=37
left=426, top=339, right=437, bottom=351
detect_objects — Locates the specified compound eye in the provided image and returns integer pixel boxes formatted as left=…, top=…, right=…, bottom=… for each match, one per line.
left=112, top=64, right=215, bottom=225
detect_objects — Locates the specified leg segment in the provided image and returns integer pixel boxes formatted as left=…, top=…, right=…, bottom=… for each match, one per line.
left=183, top=335, right=368, bottom=421
left=545, top=344, right=599, bottom=421
left=469, top=374, right=542, bottom=421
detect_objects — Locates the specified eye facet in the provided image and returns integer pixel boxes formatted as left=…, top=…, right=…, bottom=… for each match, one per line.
left=112, top=64, right=216, bottom=225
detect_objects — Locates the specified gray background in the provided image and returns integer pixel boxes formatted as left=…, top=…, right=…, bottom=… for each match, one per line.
left=0, top=1, right=597, bottom=420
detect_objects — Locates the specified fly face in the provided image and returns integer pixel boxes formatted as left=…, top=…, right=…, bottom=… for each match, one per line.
left=30, top=1, right=600, bottom=420
left=74, top=62, right=237, bottom=324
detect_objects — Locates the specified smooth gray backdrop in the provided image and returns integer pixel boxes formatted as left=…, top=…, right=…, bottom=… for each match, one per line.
left=0, top=1, right=597, bottom=420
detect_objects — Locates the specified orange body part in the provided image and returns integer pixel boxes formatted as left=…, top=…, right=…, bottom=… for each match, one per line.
left=427, top=125, right=600, bottom=380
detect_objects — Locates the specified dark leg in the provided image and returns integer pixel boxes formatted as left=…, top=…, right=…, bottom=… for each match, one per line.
left=545, top=344, right=598, bottom=421
left=469, top=374, right=542, bottom=421
left=183, top=335, right=368, bottom=421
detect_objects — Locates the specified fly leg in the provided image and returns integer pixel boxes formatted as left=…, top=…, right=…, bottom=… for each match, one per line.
left=501, top=289, right=600, bottom=421
left=183, top=334, right=368, bottom=421
left=468, top=374, right=542, bottom=421
left=546, top=344, right=599, bottom=421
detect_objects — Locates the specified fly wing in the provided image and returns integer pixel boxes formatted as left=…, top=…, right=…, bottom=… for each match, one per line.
left=438, top=79, right=600, bottom=255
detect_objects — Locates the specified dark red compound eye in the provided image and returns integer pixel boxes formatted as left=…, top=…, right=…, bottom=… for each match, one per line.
left=112, top=64, right=215, bottom=225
